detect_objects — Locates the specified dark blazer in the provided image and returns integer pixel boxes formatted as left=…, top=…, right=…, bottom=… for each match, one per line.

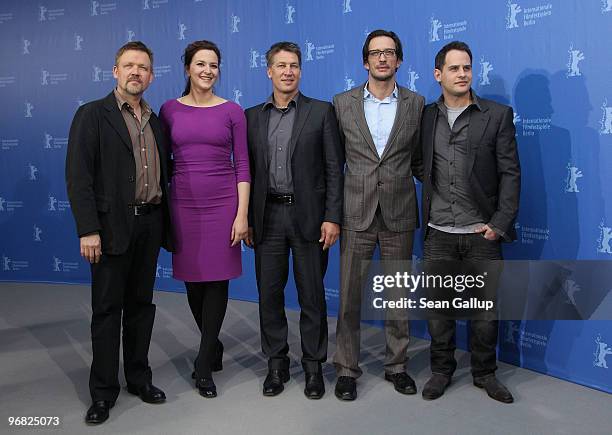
left=333, top=84, right=425, bottom=232
left=420, top=95, right=521, bottom=241
left=66, top=91, right=173, bottom=254
left=245, top=93, right=344, bottom=245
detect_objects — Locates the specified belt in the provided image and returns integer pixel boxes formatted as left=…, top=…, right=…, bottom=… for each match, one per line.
left=130, top=203, right=161, bottom=216
left=267, top=193, right=295, bottom=204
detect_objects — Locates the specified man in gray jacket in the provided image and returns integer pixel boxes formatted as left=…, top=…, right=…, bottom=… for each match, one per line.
left=332, top=30, right=424, bottom=401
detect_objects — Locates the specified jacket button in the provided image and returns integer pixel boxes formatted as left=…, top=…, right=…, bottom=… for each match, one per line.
left=129, top=176, right=135, bottom=182
left=377, top=181, right=383, bottom=186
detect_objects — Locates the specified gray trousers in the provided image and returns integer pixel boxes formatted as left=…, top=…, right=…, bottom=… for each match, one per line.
left=333, top=209, right=414, bottom=378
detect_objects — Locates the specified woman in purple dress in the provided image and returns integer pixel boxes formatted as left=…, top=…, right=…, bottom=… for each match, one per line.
left=160, top=40, right=250, bottom=398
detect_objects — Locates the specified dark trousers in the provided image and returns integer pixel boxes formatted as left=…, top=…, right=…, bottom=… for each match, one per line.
left=254, top=201, right=328, bottom=373
left=185, top=280, right=228, bottom=379
left=89, top=208, right=162, bottom=402
left=423, top=227, right=502, bottom=379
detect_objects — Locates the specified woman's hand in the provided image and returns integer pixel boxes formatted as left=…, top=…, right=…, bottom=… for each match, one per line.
left=231, top=213, right=248, bottom=247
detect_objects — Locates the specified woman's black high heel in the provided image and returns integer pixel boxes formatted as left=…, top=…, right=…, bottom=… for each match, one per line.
left=196, top=377, right=217, bottom=398
left=192, top=340, right=224, bottom=378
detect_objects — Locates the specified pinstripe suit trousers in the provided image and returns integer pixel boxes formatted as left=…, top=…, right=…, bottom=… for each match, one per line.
left=333, top=208, right=413, bottom=378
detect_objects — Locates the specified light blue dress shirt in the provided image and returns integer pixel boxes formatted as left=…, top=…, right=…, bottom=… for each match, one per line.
left=363, top=83, right=399, bottom=158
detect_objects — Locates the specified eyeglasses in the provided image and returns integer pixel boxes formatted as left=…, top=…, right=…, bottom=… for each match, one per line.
left=368, top=49, right=397, bottom=59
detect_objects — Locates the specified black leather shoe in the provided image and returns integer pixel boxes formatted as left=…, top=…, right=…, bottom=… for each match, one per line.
left=191, top=342, right=224, bottom=379
left=422, top=374, right=452, bottom=400
left=126, top=383, right=166, bottom=404
left=262, top=369, right=290, bottom=396
left=384, top=372, right=417, bottom=395
left=334, top=376, right=357, bottom=401
left=474, top=375, right=514, bottom=403
left=85, top=400, right=114, bottom=425
left=196, top=377, right=217, bottom=398
left=304, top=372, right=325, bottom=399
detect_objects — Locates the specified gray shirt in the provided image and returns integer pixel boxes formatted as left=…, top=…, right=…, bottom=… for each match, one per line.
left=263, top=93, right=298, bottom=194
left=446, top=104, right=467, bottom=130
left=429, top=94, right=485, bottom=230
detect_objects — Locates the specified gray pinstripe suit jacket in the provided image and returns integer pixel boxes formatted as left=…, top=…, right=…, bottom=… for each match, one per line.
left=333, top=83, right=425, bottom=232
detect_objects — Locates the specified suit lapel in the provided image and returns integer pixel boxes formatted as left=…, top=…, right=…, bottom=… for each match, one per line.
left=149, top=114, right=163, bottom=153
left=350, top=86, right=379, bottom=159
left=257, top=107, right=271, bottom=170
left=102, top=92, right=132, bottom=152
left=467, top=104, right=490, bottom=174
left=425, top=107, right=437, bottom=172
left=380, top=87, right=413, bottom=160
left=289, top=94, right=311, bottom=160
left=149, top=115, right=168, bottom=181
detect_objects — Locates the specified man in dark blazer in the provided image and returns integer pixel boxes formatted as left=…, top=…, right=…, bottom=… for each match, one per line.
left=419, top=41, right=520, bottom=403
left=66, top=41, right=172, bottom=424
left=332, top=30, right=424, bottom=401
left=245, top=41, right=344, bottom=399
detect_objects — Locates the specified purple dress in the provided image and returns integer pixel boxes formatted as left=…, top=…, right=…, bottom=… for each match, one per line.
left=159, top=99, right=250, bottom=282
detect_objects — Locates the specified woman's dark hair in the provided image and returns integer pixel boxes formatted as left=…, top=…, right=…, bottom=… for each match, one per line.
left=181, top=40, right=221, bottom=97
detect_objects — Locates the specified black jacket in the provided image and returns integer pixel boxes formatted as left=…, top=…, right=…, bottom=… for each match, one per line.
left=65, top=91, right=173, bottom=254
left=419, top=96, right=521, bottom=241
left=245, top=93, right=345, bottom=244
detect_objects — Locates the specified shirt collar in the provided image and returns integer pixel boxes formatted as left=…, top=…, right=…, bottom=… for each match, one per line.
left=436, top=89, right=482, bottom=112
left=262, top=92, right=299, bottom=111
left=113, top=88, right=151, bottom=114
left=363, top=82, right=399, bottom=102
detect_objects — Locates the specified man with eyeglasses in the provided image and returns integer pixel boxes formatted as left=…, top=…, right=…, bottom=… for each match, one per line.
left=332, top=30, right=424, bottom=401
left=245, top=41, right=344, bottom=399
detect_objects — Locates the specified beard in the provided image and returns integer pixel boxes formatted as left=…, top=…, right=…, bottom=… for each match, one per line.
left=371, top=73, right=394, bottom=82
left=124, top=80, right=144, bottom=95
left=369, top=67, right=397, bottom=82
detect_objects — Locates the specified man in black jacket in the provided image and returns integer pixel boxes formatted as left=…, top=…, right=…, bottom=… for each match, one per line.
left=66, top=41, right=172, bottom=424
left=245, top=41, right=344, bottom=399
left=419, top=41, right=520, bottom=403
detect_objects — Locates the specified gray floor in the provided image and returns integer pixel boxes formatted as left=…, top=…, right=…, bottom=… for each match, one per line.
left=0, top=282, right=610, bottom=435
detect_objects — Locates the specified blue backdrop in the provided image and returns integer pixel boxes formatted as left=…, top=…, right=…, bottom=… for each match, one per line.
left=0, top=0, right=610, bottom=393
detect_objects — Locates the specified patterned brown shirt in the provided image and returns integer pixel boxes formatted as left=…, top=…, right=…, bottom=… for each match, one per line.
left=114, top=89, right=161, bottom=204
